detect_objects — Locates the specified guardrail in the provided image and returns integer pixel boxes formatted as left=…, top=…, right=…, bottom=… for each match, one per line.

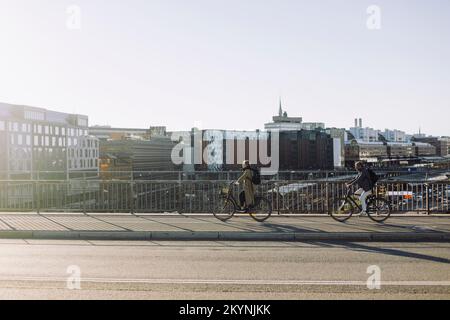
left=0, top=179, right=448, bottom=214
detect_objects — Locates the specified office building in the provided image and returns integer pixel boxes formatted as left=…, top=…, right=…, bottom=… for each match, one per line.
left=0, top=103, right=99, bottom=179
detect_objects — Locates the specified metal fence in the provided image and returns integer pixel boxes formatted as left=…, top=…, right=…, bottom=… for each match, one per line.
left=0, top=179, right=448, bottom=214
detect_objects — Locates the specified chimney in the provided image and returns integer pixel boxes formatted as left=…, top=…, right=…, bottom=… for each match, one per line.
left=359, top=118, right=362, bottom=128
left=354, top=119, right=358, bottom=128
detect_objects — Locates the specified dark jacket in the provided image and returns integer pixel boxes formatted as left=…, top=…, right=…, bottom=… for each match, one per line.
left=349, top=167, right=374, bottom=192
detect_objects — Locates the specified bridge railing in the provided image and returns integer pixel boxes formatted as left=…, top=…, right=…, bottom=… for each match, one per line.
left=0, top=180, right=448, bottom=214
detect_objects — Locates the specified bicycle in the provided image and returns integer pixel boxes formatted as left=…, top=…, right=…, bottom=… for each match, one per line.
left=330, top=187, right=392, bottom=223
left=212, top=181, right=272, bottom=222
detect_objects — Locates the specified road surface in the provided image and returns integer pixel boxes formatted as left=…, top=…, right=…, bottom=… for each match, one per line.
left=0, top=239, right=449, bottom=299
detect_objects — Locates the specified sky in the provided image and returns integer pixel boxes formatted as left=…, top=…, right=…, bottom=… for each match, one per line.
left=0, top=0, right=449, bottom=136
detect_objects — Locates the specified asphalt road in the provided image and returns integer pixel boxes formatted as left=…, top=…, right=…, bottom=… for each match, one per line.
left=0, top=239, right=449, bottom=299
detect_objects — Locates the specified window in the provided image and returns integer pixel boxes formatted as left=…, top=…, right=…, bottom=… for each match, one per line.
left=26, top=135, right=31, bottom=146
left=0, top=121, right=4, bottom=131
left=18, top=135, right=23, bottom=145
left=45, top=136, right=49, bottom=146
left=37, top=125, right=42, bottom=134
left=44, top=126, right=49, bottom=134
left=55, top=127, right=59, bottom=135
left=34, top=136, right=39, bottom=146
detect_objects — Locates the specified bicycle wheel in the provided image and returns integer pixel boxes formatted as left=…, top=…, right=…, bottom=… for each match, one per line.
left=330, top=198, right=356, bottom=222
left=249, top=197, right=272, bottom=222
left=212, top=197, right=236, bottom=222
left=367, top=198, right=391, bottom=223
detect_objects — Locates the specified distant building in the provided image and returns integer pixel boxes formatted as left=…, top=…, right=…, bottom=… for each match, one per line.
left=264, top=101, right=325, bottom=131
left=412, top=137, right=450, bottom=157
left=413, top=142, right=437, bottom=157
left=89, top=126, right=149, bottom=141
left=380, top=129, right=409, bottom=143
left=349, top=118, right=379, bottom=142
left=0, top=102, right=98, bottom=180
left=279, top=130, right=334, bottom=170
left=386, top=142, right=415, bottom=158
left=345, top=140, right=388, bottom=167
left=326, top=128, right=347, bottom=168
left=99, top=136, right=178, bottom=180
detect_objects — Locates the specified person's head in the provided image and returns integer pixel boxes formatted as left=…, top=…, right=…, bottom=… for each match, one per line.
left=355, top=161, right=364, bottom=172
left=242, top=160, right=250, bottom=169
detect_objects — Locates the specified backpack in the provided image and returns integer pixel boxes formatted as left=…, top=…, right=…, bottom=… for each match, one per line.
left=250, top=167, right=261, bottom=185
left=367, top=168, right=379, bottom=184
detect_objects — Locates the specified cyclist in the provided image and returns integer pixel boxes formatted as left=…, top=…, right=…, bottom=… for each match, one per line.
left=346, top=161, right=375, bottom=215
left=235, top=160, right=255, bottom=211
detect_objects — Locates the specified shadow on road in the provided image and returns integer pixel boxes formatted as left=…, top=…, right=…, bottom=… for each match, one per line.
left=317, top=241, right=450, bottom=264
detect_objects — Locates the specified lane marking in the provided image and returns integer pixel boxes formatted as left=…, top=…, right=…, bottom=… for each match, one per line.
left=0, top=276, right=449, bottom=286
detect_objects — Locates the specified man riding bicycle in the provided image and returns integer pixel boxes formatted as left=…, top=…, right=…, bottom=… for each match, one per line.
left=346, top=161, right=375, bottom=215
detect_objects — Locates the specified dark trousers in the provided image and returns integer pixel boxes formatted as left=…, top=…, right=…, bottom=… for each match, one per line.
left=239, top=191, right=246, bottom=207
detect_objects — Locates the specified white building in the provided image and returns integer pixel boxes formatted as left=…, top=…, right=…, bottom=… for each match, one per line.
left=264, top=102, right=325, bottom=131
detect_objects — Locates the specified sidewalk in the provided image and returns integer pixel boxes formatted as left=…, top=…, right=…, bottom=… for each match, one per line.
left=0, top=213, right=449, bottom=242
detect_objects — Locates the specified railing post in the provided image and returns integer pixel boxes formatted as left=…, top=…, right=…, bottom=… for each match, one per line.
left=35, top=181, right=41, bottom=214
left=82, top=173, right=87, bottom=214
left=425, top=183, right=430, bottom=215
left=130, top=179, right=135, bottom=214
left=276, top=183, right=281, bottom=215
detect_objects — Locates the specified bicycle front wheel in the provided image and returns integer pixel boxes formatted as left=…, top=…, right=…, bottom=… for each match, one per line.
left=330, top=198, right=356, bottom=222
left=212, top=197, right=236, bottom=222
left=367, top=198, right=391, bottom=223
left=249, top=197, right=272, bottom=222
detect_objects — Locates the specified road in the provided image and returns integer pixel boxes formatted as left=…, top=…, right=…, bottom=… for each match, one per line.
left=0, top=239, right=449, bottom=299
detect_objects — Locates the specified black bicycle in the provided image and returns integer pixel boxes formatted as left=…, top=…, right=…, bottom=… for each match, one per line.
left=330, top=187, right=392, bottom=223
left=212, top=182, right=272, bottom=222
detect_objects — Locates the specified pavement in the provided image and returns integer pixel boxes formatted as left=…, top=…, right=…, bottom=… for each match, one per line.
left=0, top=240, right=449, bottom=299
left=0, top=213, right=449, bottom=241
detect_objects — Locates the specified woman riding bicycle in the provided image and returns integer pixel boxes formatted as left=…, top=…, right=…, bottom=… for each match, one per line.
left=346, top=161, right=375, bottom=215
left=235, top=160, right=255, bottom=211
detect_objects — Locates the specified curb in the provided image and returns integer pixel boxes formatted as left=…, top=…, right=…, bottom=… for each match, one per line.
left=0, top=230, right=449, bottom=242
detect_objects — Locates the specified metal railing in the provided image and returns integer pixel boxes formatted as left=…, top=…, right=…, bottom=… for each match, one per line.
left=0, top=179, right=448, bottom=214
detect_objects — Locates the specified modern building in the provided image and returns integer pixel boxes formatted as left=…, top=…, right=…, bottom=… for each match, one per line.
left=279, top=130, right=334, bottom=170
left=380, top=129, right=409, bottom=143
left=0, top=102, right=99, bottom=180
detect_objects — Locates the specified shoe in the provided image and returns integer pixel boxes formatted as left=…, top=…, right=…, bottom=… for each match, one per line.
left=358, top=211, right=368, bottom=217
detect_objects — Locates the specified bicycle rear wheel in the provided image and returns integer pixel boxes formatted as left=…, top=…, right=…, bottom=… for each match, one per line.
left=330, top=198, right=356, bottom=222
left=249, top=197, right=272, bottom=222
left=367, top=198, right=391, bottom=223
left=212, top=197, right=236, bottom=222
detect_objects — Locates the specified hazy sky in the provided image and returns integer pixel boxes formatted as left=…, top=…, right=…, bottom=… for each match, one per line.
left=0, top=0, right=449, bottom=135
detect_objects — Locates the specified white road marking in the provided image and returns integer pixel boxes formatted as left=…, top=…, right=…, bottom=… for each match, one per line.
left=0, top=276, right=449, bottom=286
